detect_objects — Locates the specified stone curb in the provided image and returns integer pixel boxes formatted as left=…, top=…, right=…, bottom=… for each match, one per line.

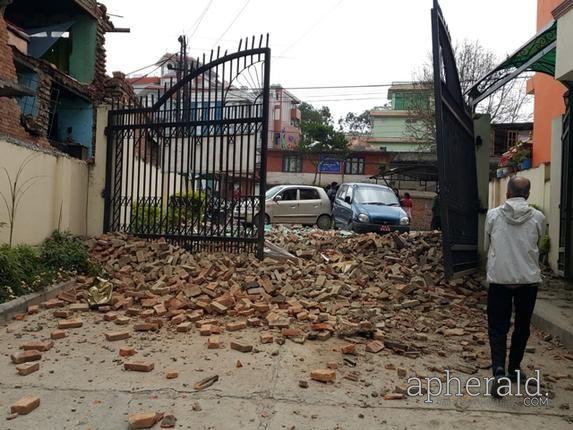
left=531, top=300, right=573, bottom=351
left=0, top=280, right=74, bottom=324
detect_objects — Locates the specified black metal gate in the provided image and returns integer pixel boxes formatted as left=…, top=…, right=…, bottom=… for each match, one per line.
left=104, top=36, right=270, bottom=258
left=559, top=89, right=573, bottom=279
left=431, top=0, right=479, bottom=278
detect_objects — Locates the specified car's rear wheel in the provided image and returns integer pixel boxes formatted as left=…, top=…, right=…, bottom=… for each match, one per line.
left=317, top=214, right=332, bottom=230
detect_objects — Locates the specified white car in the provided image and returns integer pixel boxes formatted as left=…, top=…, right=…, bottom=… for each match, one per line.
left=238, top=185, right=332, bottom=229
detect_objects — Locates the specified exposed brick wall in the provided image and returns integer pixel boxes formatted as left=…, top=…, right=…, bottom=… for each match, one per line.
left=410, top=196, right=434, bottom=231
left=0, top=15, right=49, bottom=147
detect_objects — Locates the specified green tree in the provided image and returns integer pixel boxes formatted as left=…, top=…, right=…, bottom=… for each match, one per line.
left=298, top=102, right=349, bottom=185
left=338, top=110, right=372, bottom=135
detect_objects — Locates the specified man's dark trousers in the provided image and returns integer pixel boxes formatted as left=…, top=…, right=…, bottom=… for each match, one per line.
left=487, top=284, right=538, bottom=376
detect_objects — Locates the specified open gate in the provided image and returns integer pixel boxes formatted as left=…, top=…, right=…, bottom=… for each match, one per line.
left=104, top=36, right=270, bottom=258
left=431, top=0, right=479, bottom=278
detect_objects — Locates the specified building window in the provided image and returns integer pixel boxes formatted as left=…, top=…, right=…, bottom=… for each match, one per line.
left=345, top=157, right=365, bottom=175
left=282, top=154, right=302, bottom=173
left=507, top=130, right=519, bottom=147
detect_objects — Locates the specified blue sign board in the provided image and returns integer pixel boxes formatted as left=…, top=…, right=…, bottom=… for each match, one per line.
left=318, top=156, right=341, bottom=173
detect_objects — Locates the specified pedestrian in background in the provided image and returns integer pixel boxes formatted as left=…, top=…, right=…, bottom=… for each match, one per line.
left=484, top=176, right=545, bottom=398
left=400, top=192, right=413, bottom=220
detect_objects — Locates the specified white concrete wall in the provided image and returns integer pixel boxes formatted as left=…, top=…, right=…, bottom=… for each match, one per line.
left=488, top=164, right=550, bottom=213
left=556, top=7, right=573, bottom=82
left=0, top=138, right=89, bottom=245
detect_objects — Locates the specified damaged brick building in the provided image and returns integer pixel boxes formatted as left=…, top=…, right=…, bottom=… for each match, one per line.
left=0, top=0, right=130, bottom=159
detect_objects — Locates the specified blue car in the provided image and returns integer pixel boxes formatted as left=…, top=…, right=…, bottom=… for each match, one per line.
left=332, top=183, right=410, bottom=233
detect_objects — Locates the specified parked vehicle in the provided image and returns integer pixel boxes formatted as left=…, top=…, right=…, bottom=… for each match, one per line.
left=240, top=185, right=332, bottom=229
left=332, top=183, right=410, bottom=233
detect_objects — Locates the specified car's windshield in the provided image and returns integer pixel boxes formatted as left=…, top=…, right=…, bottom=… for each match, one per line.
left=354, top=187, right=399, bottom=205
left=265, top=186, right=283, bottom=200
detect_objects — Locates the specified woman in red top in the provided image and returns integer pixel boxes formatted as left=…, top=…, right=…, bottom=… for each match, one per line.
left=400, top=192, right=413, bottom=220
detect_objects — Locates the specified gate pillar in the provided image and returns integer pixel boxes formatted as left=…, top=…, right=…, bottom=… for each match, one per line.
left=474, top=114, right=491, bottom=267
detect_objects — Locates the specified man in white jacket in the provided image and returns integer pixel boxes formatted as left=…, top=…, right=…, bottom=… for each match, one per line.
left=485, top=176, right=545, bottom=398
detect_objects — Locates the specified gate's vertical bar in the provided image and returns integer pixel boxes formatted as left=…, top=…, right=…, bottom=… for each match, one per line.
left=103, top=108, right=115, bottom=232
left=257, top=43, right=271, bottom=259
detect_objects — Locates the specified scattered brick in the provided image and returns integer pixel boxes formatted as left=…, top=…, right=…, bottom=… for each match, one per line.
left=119, top=346, right=137, bottom=357
left=207, top=336, right=221, bottom=349
left=230, top=341, right=253, bottom=353
left=260, top=332, right=274, bottom=344
left=69, top=303, right=89, bottom=312
left=134, top=322, right=159, bottom=332
left=10, top=396, right=40, bottom=415
left=11, top=350, right=42, bottom=364
left=383, top=393, right=405, bottom=400
left=165, top=371, right=178, bottom=379
left=365, top=340, right=384, bottom=353
left=115, top=316, right=131, bottom=325
left=58, top=319, right=83, bottom=329
left=21, top=340, right=53, bottom=352
left=27, top=305, right=39, bottom=315
left=341, top=344, right=356, bottom=354
left=171, top=314, right=187, bottom=325
left=226, top=321, right=246, bottom=331
left=128, top=411, right=163, bottom=429
left=199, top=325, right=212, bottom=336
left=176, top=322, right=192, bottom=333
left=16, top=362, right=39, bottom=376
left=124, top=361, right=154, bottom=372
left=105, top=331, right=131, bottom=341
left=310, top=369, right=336, bottom=383
left=53, top=310, right=71, bottom=319
left=153, top=304, right=167, bottom=316
left=103, top=312, right=118, bottom=321
left=50, top=330, right=66, bottom=340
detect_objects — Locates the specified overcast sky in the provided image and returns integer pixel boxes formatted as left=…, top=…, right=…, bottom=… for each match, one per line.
left=106, top=0, right=537, bottom=121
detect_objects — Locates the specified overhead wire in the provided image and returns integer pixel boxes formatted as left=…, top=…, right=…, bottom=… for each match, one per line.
left=212, top=0, right=251, bottom=48
left=281, top=0, right=344, bottom=55
left=125, top=0, right=214, bottom=80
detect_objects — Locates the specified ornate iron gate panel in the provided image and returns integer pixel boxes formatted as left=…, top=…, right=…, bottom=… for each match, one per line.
left=431, top=0, right=479, bottom=278
left=104, top=36, right=270, bottom=258
left=558, top=89, right=573, bottom=279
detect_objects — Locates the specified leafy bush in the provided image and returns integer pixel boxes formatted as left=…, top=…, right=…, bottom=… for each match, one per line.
left=39, top=231, right=90, bottom=274
left=130, top=202, right=165, bottom=234
left=0, top=244, right=40, bottom=300
left=0, top=231, right=94, bottom=303
left=130, top=191, right=205, bottom=234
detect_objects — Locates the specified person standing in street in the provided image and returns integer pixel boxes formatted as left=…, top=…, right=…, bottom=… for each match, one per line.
left=484, top=176, right=545, bottom=398
left=326, top=181, right=338, bottom=206
left=400, top=192, right=413, bottom=220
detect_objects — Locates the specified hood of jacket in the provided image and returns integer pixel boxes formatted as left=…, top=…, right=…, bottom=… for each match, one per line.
left=499, top=197, right=533, bottom=225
